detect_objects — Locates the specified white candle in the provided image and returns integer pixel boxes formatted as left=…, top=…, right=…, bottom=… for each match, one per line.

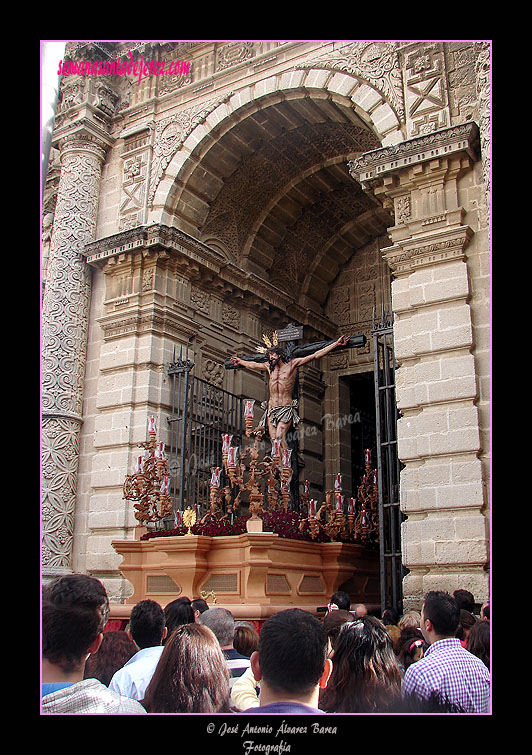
left=272, top=440, right=281, bottom=459
left=335, top=473, right=342, bottom=491
left=282, top=448, right=292, bottom=468
left=244, top=400, right=255, bottom=418
left=210, top=467, right=221, bottom=487
left=148, top=415, right=157, bottom=434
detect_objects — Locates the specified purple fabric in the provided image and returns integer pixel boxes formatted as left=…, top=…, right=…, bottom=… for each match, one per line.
left=402, top=637, right=490, bottom=713
left=242, top=701, right=324, bottom=715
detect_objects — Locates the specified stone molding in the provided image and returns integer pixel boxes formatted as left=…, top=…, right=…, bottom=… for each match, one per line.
left=383, top=224, right=474, bottom=276
left=84, top=224, right=340, bottom=340
left=347, top=121, right=480, bottom=188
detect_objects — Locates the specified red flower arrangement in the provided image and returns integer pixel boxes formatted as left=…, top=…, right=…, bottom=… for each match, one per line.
left=140, top=509, right=358, bottom=544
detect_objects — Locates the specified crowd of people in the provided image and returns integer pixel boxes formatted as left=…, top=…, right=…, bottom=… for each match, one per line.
left=41, top=575, right=490, bottom=715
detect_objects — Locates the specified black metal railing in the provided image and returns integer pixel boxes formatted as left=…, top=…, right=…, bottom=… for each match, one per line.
left=373, top=309, right=404, bottom=616
left=166, top=352, right=244, bottom=525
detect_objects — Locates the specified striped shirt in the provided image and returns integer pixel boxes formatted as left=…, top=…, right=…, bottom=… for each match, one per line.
left=402, top=637, right=490, bottom=713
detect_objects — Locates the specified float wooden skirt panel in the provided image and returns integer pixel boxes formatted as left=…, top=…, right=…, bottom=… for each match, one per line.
left=111, top=532, right=380, bottom=615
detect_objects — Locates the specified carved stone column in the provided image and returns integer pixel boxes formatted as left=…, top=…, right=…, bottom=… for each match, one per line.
left=42, top=130, right=111, bottom=577
left=349, top=122, right=490, bottom=607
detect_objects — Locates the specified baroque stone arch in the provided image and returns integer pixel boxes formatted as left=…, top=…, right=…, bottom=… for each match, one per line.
left=147, top=67, right=401, bottom=309
left=148, top=66, right=403, bottom=220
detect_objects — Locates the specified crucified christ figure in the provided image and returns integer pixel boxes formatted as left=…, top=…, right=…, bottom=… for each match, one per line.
left=230, top=335, right=350, bottom=451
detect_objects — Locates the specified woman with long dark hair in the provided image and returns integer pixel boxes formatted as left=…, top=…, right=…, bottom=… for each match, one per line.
left=163, top=597, right=195, bottom=642
left=140, top=623, right=231, bottom=713
left=319, top=616, right=402, bottom=713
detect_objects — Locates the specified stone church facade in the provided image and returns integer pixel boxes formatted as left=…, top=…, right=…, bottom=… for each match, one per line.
left=41, top=40, right=491, bottom=610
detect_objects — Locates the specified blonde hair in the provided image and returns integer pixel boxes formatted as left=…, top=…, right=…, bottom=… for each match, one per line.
left=398, top=610, right=421, bottom=631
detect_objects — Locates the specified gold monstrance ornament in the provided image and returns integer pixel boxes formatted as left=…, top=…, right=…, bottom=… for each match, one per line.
left=183, top=506, right=197, bottom=535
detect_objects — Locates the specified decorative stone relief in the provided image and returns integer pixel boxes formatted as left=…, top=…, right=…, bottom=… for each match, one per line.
left=395, top=195, right=411, bottom=224
left=42, top=134, right=108, bottom=572
left=119, top=151, right=149, bottom=230
left=296, top=41, right=405, bottom=123
left=41, top=417, right=80, bottom=569
left=329, top=287, right=351, bottom=326
left=148, top=92, right=234, bottom=205
left=475, top=42, right=491, bottom=216
left=190, top=285, right=211, bottom=313
left=216, top=41, right=255, bottom=70
left=203, top=359, right=224, bottom=387
left=401, top=42, right=451, bottom=137
left=222, top=301, right=240, bottom=330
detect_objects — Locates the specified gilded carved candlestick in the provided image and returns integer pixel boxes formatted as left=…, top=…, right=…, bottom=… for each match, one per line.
left=123, top=416, right=173, bottom=524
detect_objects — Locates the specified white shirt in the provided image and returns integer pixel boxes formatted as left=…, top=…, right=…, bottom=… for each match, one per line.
left=109, top=645, right=164, bottom=701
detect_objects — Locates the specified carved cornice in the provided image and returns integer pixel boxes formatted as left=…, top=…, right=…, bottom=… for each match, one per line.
left=382, top=224, right=473, bottom=275
left=348, top=121, right=480, bottom=188
left=85, top=224, right=339, bottom=339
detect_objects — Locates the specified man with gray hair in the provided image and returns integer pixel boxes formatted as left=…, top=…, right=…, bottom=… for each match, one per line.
left=199, top=607, right=251, bottom=687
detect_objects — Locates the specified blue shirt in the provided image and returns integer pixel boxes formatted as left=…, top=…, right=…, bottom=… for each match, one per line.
left=42, top=682, right=75, bottom=697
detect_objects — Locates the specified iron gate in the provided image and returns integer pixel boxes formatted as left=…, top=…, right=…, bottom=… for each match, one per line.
left=166, top=352, right=244, bottom=525
left=373, top=309, right=405, bottom=616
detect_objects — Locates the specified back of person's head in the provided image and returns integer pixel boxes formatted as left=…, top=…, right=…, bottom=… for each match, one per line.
left=257, top=608, right=327, bottom=697
left=423, top=591, right=460, bottom=637
left=352, top=603, right=368, bottom=617
left=83, top=631, right=137, bottom=686
left=191, top=598, right=209, bottom=615
left=164, top=596, right=195, bottom=640
left=398, top=610, right=421, bottom=631
left=382, top=608, right=399, bottom=625
left=453, top=589, right=475, bottom=613
left=319, top=616, right=401, bottom=713
left=329, top=591, right=351, bottom=611
left=129, top=599, right=166, bottom=649
left=466, top=619, right=490, bottom=669
left=398, top=636, right=428, bottom=672
left=233, top=623, right=259, bottom=657
left=394, top=626, right=424, bottom=655
left=141, top=623, right=231, bottom=713
left=456, top=609, right=477, bottom=641
left=323, top=609, right=353, bottom=649
left=199, top=607, right=235, bottom=647
left=481, top=601, right=490, bottom=620
left=42, top=573, right=109, bottom=674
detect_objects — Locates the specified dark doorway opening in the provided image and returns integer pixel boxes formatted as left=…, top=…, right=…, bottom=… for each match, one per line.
left=347, top=372, right=377, bottom=485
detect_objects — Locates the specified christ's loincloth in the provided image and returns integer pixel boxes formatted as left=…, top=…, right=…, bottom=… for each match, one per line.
left=258, top=399, right=301, bottom=429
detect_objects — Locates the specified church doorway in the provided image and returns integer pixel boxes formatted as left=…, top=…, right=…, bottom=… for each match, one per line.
left=344, top=371, right=377, bottom=488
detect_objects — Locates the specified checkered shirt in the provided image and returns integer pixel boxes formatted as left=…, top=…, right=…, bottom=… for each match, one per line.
left=42, top=678, right=147, bottom=714
left=402, top=637, right=490, bottom=713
